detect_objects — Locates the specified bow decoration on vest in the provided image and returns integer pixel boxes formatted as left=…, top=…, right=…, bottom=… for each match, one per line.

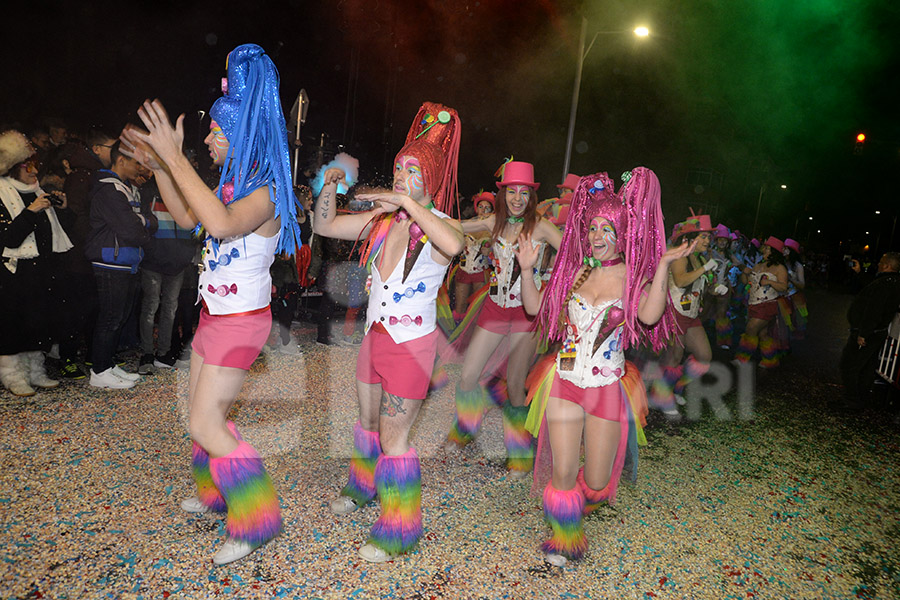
left=208, top=247, right=240, bottom=271
left=393, top=281, right=427, bottom=303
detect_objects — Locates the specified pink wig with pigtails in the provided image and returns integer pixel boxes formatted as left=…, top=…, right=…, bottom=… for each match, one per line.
left=536, top=168, right=678, bottom=352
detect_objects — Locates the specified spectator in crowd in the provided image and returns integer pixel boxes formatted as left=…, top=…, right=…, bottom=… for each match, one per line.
left=137, top=172, right=198, bottom=373
left=56, top=128, right=117, bottom=379
left=84, top=141, right=157, bottom=389
left=0, top=130, right=73, bottom=397
left=839, top=252, right=900, bottom=410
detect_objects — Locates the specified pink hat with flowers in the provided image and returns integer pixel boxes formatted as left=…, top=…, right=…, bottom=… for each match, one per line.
left=783, top=238, right=800, bottom=252
left=714, top=223, right=731, bottom=239
left=669, top=211, right=715, bottom=243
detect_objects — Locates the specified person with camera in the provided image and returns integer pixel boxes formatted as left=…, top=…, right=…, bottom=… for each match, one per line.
left=0, top=130, right=73, bottom=397
left=84, top=141, right=158, bottom=389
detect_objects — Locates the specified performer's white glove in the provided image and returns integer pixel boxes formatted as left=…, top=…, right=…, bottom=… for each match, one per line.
left=714, top=284, right=728, bottom=295
left=703, top=258, right=718, bottom=272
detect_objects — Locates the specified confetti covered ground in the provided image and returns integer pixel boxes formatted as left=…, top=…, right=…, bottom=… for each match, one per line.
left=1, top=288, right=898, bottom=599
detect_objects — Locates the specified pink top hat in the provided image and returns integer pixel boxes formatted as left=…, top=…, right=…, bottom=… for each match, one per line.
left=670, top=214, right=715, bottom=243
left=783, top=238, right=800, bottom=252
left=496, top=160, right=540, bottom=191
left=558, top=173, right=580, bottom=191
left=763, top=236, right=784, bottom=253
left=714, top=223, right=731, bottom=239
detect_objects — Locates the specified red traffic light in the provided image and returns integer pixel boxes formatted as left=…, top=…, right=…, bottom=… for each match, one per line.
left=856, top=133, right=866, bottom=143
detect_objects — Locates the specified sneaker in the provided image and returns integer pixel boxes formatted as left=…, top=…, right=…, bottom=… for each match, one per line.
left=90, top=368, right=135, bottom=389
left=674, top=394, right=686, bottom=406
left=662, top=407, right=682, bottom=422
left=330, top=495, right=359, bottom=515
left=508, top=469, right=530, bottom=481
left=180, top=496, right=210, bottom=514
left=60, top=359, right=86, bottom=380
left=138, top=354, right=156, bottom=375
left=544, top=553, right=567, bottom=567
left=212, top=537, right=260, bottom=566
left=154, top=352, right=177, bottom=369
left=112, top=365, right=140, bottom=382
left=358, top=543, right=393, bottom=563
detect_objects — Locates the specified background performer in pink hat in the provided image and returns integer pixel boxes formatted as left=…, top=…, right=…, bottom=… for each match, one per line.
left=453, top=191, right=495, bottom=321
left=648, top=213, right=724, bottom=419
left=443, top=160, right=562, bottom=480
left=517, top=169, right=688, bottom=566
left=734, top=236, right=789, bottom=367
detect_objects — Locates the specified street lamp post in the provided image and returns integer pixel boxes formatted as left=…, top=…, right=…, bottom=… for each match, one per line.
left=561, top=19, right=648, bottom=183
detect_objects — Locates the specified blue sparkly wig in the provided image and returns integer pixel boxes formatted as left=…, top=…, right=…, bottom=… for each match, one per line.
left=209, top=43, right=301, bottom=255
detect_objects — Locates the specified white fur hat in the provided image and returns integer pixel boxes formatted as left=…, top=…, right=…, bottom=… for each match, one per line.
left=0, top=130, right=34, bottom=176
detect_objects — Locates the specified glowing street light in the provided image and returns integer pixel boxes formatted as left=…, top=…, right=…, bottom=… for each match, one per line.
left=876, top=210, right=881, bottom=214
left=562, top=20, right=650, bottom=181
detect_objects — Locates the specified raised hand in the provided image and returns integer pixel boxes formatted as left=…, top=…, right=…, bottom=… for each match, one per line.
left=120, top=125, right=165, bottom=171
left=131, top=99, right=186, bottom=166
left=661, top=237, right=699, bottom=265
left=514, top=232, right=540, bottom=270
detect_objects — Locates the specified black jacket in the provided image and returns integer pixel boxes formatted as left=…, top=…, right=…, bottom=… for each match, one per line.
left=84, top=170, right=158, bottom=273
left=847, top=271, right=900, bottom=339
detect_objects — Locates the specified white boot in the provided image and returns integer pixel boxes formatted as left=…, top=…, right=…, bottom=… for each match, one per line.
left=25, top=351, right=59, bottom=389
left=0, top=354, right=36, bottom=397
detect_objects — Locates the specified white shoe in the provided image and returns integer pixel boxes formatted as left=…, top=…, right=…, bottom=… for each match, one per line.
left=180, top=496, right=210, bottom=514
left=277, top=341, right=300, bottom=355
left=112, top=365, right=140, bottom=382
left=545, top=553, right=567, bottom=567
left=48, top=344, right=60, bottom=360
left=443, top=439, right=462, bottom=455
left=212, top=537, right=260, bottom=565
left=358, top=543, right=393, bottom=563
left=662, top=407, right=682, bottom=422
left=90, top=368, right=135, bottom=389
left=30, top=374, right=59, bottom=389
left=330, top=496, right=359, bottom=515
left=674, top=394, right=686, bottom=406
left=6, top=379, right=36, bottom=397
left=508, top=469, right=530, bottom=480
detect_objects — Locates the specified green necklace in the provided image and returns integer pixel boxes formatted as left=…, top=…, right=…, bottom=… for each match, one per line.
left=507, top=216, right=525, bottom=224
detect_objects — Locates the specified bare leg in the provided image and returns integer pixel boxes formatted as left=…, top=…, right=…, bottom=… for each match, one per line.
left=582, top=414, right=622, bottom=491
left=682, top=326, right=712, bottom=364
left=379, top=392, right=424, bottom=456
left=546, top=395, right=585, bottom=490
left=459, top=326, right=506, bottom=391
left=744, top=317, right=768, bottom=338
left=356, top=380, right=383, bottom=432
left=506, top=330, right=538, bottom=407
left=189, top=362, right=249, bottom=458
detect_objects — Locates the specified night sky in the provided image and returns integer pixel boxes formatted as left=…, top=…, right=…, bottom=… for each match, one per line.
left=5, top=0, right=899, bottom=253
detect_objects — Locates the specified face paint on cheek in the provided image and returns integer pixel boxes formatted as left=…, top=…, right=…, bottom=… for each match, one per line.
left=407, top=169, right=424, bottom=194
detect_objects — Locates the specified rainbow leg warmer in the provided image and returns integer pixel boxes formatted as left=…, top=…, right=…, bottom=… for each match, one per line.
left=577, top=467, right=612, bottom=516
left=209, top=441, right=282, bottom=545
left=503, top=404, right=534, bottom=473
left=715, top=316, right=733, bottom=348
left=541, top=484, right=587, bottom=561
left=734, top=334, right=758, bottom=363
left=674, top=356, right=711, bottom=396
left=340, top=422, right=382, bottom=506
left=190, top=421, right=243, bottom=512
left=759, top=336, right=780, bottom=368
left=649, top=365, right=681, bottom=410
left=447, top=384, right=486, bottom=446
left=368, top=448, right=422, bottom=555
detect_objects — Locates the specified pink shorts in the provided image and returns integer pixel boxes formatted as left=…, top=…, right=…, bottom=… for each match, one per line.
left=674, top=311, right=702, bottom=334
left=456, top=269, right=487, bottom=285
left=748, top=300, right=778, bottom=321
left=476, top=297, right=535, bottom=335
left=355, top=324, right=439, bottom=400
left=192, top=307, right=271, bottom=370
left=550, top=372, right=622, bottom=421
